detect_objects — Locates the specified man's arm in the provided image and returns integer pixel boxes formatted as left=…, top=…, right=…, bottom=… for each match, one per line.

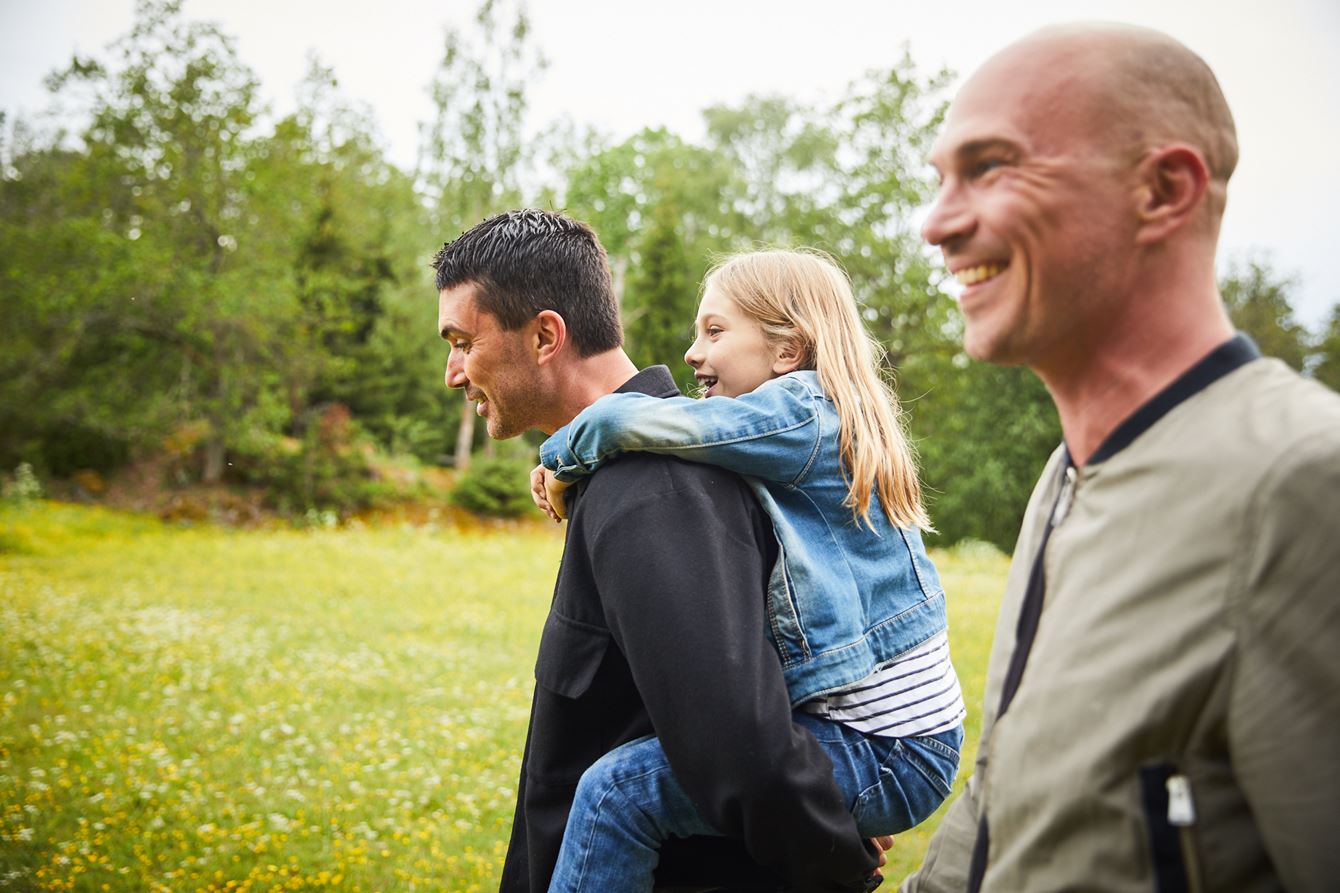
left=1228, top=433, right=1340, bottom=891
left=541, top=376, right=820, bottom=485
left=588, top=458, right=878, bottom=891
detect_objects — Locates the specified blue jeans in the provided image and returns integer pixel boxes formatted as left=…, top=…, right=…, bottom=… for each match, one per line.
left=547, top=712, right=963, bottom=893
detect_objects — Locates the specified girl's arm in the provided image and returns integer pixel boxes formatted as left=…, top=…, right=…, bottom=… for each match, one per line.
left=540, top=374, right=823, bottom=485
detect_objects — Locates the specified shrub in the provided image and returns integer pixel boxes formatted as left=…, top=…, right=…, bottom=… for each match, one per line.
left=450, top=457, right=536, bottom=519
left=3, top=463, right=44, bottom=503
left=227, top=404, right=385, bottom=520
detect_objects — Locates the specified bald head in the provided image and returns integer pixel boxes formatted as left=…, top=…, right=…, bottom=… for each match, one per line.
left=922, top=22, right=1238, bottom=374
left=988, top=24, right=1238, bottom=212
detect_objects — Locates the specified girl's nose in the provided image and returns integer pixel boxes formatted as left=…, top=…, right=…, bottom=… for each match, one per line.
left=684, top=337, right=704, bottom=369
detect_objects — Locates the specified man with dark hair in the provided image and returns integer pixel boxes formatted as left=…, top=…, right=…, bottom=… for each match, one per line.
left=903, top=23, right=1340, bottom=892
left=434, top=208, right=879, bottom=893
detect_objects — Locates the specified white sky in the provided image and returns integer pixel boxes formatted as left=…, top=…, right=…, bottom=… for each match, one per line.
left=3, top=0, right=1338, bottom=327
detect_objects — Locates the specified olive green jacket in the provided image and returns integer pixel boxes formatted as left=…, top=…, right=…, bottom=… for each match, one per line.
left=904, top=349, right=1340, bottom=892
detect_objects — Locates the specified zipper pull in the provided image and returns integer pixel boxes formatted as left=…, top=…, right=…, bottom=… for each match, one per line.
left=1050, top=465, right=1078, bottom=528
left=1166, top=774, right=1196, bottom=827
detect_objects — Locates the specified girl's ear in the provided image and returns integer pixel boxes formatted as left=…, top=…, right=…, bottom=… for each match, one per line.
left=771, top=337, right=806, bottom=375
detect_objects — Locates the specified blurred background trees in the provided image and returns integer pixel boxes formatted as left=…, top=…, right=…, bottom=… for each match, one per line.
left=3, top=0, right=1335, bottom=544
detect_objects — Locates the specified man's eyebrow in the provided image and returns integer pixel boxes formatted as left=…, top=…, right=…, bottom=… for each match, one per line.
left=439, top=322, right=472, bottom=341
left=954, top=137, right=1021, bottom=163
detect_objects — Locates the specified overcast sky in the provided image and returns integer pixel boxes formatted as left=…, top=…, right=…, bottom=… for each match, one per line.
left=3, top=0, right=1337, bottom=326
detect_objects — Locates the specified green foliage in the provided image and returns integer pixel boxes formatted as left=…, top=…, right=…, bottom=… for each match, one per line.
left=25, top=5, right=1330, bottom=549
left=1220, top=257, right=1310, bottom=370
left=449, top=456, right=537, bottom=519
left=228, top=404, right=385, bottom=517
left=914, top=363, right=1060, bottom=551
left=622, top=200, right=702, bottom=393
left=1, top=0, right=441, bottom=488
left=1314, top=304, right=1340, bottom=393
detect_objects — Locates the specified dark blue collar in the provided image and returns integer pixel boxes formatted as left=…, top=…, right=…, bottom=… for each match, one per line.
left=1079, top=333, right=1261, bottom=467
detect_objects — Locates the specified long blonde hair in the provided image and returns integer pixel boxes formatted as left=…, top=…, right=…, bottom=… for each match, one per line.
left=704, top=249, right=932, bottom=531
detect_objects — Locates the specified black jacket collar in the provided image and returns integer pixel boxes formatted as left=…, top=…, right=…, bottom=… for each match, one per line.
left=615, top=364, right=680, bottom=399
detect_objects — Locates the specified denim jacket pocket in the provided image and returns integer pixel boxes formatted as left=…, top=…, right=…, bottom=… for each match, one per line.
left=534, top=612, right=610, bottom=699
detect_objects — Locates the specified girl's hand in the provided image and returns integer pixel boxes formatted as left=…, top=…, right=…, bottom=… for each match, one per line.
left=870, top=835, right=894, bottom=886
left=530, top=464, right=559, bottom=521
left=545, top=469, right=571, bottom=521
left=530, top=465, right=570, bottom=522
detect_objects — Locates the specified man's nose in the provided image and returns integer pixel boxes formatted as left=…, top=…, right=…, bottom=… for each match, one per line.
left=445, top=349, right=467, bottom=389
left=921, top=182, right=973, bottom=248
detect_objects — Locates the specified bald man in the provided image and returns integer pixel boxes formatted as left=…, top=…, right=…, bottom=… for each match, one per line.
left=904, top=24, right=1340, bottom=892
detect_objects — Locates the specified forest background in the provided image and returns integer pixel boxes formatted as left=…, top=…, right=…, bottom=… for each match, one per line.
left=3, top=0, right=1338, bottom=550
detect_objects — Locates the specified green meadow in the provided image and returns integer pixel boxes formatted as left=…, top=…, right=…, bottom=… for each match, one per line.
left=0, top=502, right=1006, bottom=891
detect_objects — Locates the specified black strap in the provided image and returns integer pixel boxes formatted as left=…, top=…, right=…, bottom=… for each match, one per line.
left=1139, top=764, right=1190, bottom=893
left=965, top=461, right=1068, bottom=892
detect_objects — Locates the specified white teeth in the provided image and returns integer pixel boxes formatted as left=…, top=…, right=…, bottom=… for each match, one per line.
left=956, top=263, right=1006, bottom=286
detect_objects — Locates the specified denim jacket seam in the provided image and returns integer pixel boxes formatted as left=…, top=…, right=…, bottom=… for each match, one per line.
left=803, top=618, right=942, bottom=666
left=603, top=414, right=819, bottom=485
left=787, top=392, right=826, bottom=487
left=897, top=527, right=934, bottom=596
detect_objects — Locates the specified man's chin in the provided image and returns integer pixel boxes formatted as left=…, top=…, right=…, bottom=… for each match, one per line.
left=485, top=415, right=525, bottom=441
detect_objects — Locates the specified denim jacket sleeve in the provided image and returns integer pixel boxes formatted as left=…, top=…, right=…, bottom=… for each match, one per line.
left=539, top=373, right=823, bottom=485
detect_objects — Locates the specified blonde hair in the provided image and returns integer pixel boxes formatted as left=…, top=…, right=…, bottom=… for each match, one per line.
left=704, top=249, right=932, bottom=531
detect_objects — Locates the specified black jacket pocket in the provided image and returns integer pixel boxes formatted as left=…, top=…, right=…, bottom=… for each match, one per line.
left=534, top=611, right=610, bottom=699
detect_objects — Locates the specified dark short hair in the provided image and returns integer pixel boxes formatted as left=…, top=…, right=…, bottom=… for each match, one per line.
left=431, top=209, right=623, bottom=356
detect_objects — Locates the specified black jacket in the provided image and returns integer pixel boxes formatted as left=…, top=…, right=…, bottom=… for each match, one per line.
left=498, top=366, right=877, bottom=893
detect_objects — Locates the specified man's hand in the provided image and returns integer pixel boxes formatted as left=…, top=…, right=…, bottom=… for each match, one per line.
left=529, top=464, right=570, bottom=522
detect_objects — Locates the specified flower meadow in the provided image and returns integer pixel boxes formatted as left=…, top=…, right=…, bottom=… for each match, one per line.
left=0, top=502, right=1007, bottom=891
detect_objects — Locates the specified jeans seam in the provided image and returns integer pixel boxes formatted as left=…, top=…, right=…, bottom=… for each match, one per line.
left=566, top=761, right=667, bottom=892
left=917, top=734, right=962, bottom=762
left=900, top=742, right=954, bottom=799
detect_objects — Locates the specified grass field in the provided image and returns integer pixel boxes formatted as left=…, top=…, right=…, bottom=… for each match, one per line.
left=0, top=501, right=1007, bottom=891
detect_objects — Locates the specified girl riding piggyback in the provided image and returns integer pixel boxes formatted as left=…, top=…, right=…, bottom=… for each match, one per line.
left=534, top=249, right=965, bottom=893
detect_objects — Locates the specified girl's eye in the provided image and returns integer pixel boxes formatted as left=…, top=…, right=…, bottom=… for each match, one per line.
left=707, top=326, right=724, bottom=337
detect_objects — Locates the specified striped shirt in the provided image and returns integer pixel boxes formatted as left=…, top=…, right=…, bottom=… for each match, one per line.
left=801, top=631, right=965, bottom=739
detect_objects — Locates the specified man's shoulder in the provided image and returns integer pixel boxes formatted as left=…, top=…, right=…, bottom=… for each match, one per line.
left=574, top=454, right=770, bottom=540
left=584, top=452, right=753, bottom=498
left=1146, top=358, right=1340, bottom=467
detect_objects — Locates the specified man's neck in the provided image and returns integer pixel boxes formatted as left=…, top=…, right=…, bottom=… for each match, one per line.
left=1037, top=284, right=1234, bottom=466
left=538, top=348, right=640, bottom=434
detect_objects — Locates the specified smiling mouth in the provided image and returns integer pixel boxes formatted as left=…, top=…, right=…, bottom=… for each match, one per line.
left=955, top=263, right=1008, bottom=287
left=695, top=375, right=718, bottom=397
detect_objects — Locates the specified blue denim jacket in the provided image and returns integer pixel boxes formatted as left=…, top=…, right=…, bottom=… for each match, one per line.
left=540, top=370, right=948, bottom=705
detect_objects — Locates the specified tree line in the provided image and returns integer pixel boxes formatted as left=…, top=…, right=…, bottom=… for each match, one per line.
left=3, top=0, right=1336, bottom=549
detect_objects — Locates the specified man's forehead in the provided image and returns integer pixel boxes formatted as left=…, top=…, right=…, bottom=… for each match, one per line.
left=438, top=282, right=484, bottom=335
left=932, top=46, right=1100, bottom=165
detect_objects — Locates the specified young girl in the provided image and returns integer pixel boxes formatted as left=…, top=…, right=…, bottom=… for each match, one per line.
left=533, top=249, right=965, bottom=893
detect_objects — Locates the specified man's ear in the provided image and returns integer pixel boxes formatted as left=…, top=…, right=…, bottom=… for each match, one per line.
left=1134, top=144, right=1209, bottom=245
left=771, top=336, right=807, bottom=376
left=533, top=310, right=568, bottom=366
